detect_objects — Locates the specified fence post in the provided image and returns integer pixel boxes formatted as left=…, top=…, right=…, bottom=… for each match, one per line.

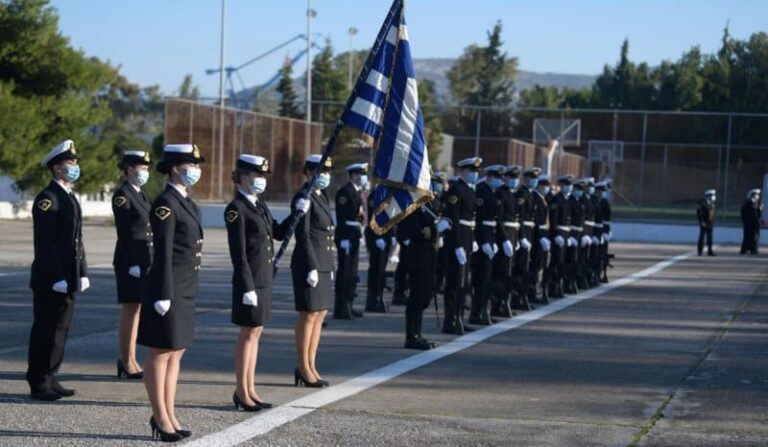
left=638, top=112, right=647, bottom=220
left=722, top=114, right=733, bottom=222
left=474, top=109, right=482, bottom=157
left=662, top=144, right=668, bottom=207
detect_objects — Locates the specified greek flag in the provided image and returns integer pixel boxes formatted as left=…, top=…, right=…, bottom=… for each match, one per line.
left=340, top=0, right=432, bottom=235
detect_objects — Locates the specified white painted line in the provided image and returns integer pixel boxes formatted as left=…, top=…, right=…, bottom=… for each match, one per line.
left=185, top=250, right=697, bottom=447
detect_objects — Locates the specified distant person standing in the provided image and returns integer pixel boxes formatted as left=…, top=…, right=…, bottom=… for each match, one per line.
left=740, top=189, right=762, bottom=255
left=27, top=140, right=89, bottom=401
left=333, top=163, right=367, bottom=319
left=696, top=189, right=717, bottom=256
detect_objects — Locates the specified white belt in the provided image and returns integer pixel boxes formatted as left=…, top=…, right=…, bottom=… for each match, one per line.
left=482, top=220, right=497, bottom=227
left=459, top=219, right=476, bottom=228
left=557, top=225, right=571, bottom=231
left=594, top=223, right=604, bottom=228
left=572, top=226, right=584, bottom=232
left=345, top=221, right=362, bottom=228
left=502, top=222, right=520, bottom=228
left=523, top=221, right=535, bottom=227
left=539, top=224, right=550, bottom=230
left=584, top=221, right=596, bottom=226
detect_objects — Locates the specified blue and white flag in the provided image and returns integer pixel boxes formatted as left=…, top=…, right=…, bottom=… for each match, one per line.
left=340, top=0, right=433, bottom=235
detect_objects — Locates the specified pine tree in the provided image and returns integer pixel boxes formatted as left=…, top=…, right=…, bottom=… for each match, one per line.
left=276, top=61, right=301, bottom=119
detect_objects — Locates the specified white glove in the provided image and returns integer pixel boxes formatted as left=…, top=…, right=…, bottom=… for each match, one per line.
left=568, top=237, right=577, bottom=247
left=402, top=239, right=411, bottom=247
left=581, top=235, right=591, bottom=247
left=154, top=300, right=171, bottom=316
left=389, top=255, right=400, bottom=264
left=79, top=277, right=90, bottom=292
left=330, top=271, right=334, bottom=281
left=472, top=241, right=479, bottom=253
left=437, top=236, right=444, bottom=248
left=307, top=269, right=319, bottom=288
left=52, top=280, right=68, bottom=293
left=376, top=238, right=386, bottom=250
left=482, top=243, right=494, bottom=259
left=540, top=237, right=551, bottom=252
left=391, top=237, right=397, bottom=247
left=520, top=238, right=532, bottom=250
left=128, top=265, right=141, bottom=278
left=601, top=235, right=606, bottom=245
left=455, top=247, right=467, bottom=265
left=436, top=218, right=451, bottom=234
left=295, top=197, right=311, bottom=214
left=555, top=235, right=565, bottom=247
left=605, top=232, right=613, bottom=242
left=242, top=290, right=258, bottom=306
left=492, top=243, right=498, bottom=254
left=340, top=239, right=351, bottom=254
left=502, top=240, right=514, bottom=257
left=591, top=236, right=600, bottom=245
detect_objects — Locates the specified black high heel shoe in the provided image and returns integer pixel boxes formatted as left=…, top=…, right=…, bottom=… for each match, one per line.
left=175, top=428, right=192, bottom=438
left=117, top=359, right=143, bottom=380
left=252, top=398, right=273, bottom=409
left=293, top=367, right=324, bottom=388
left=233, top=393, right=262, bottom=412
left=315, top=378, right=330, bottom=387
left=150, top=416, right=182, bottom=442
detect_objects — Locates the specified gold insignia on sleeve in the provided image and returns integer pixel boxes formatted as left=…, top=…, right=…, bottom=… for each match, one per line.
left=448, top=195, right=458, bottom=205
left=154, top=206, right=171, bottom=221
left=113, top=196, right=127, bottom=207
left=37, top=198, right=52, bottom=211
left=476, top=198, right=484, bottom=207
left=225, top=210, right=239, bottom=223
left=338, top=196, right=348, bottom=205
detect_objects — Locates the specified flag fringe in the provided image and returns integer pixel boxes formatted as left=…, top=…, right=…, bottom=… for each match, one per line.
left=369, top=189, right=433, bottom=236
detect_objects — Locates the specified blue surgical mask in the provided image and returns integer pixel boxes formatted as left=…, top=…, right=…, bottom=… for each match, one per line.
left=181, top=166, right=201, bottom=186
left=710, top=196, right=716, bottom=202
left=527, top=178, right=539, bottom=188
left=316, top=173, right=331, bottom=190
left=465, top=171, right=478, bottom=185
left=507, top=178, right=520, bottom=189
left=573, top=190, right=583, bottom=199
left=562, top=184, right=573, bottom=195
left=251, top=177, right=267, bottom=194
left=63, top=165, right=80, bottom=183
left=136, top=170, right=149, bottom=186
left=539, top=186, right=551, bottom=195
left=358, top=175, right=368, bottom=188
left=431, top=182, right=443, bottom=194
left=488, top=177, right=503, bottom=190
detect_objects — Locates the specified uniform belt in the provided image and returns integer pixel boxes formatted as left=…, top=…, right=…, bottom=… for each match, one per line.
left=482, top=220, right=497, bottom=227
left=502, top=221, right=520, bottom=228
left=458, top=219, right=476, bottom=228
left=557, top=225, right=571, bottom=231
left=522, top=221, right=535, bottom=227
left=345, top=220, right=362, bottom=228
left=571, top=226, right=584, bottom=232
left=539, top=224, right=550, bottom=230
left=594, top=223, right=604, bottom=228
left=584, top=221, right=596, bottom=226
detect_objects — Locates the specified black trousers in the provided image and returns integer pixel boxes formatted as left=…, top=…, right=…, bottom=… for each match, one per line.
left=741, top=226, right=759, bottom=254
left=406, top=244, right=436, bottom=313
left=335, top=241, right=360, bottom=304
left=366, top=242, right=388, bottom=301
left=697, top=226, right=713, bottom=254
left=27, top=289, right=75, bottom=392
left=444, top=250, right=470, bottom=322
left=471, top=251, right=494, bottom=316
left=393, top=243, right=409, bottom=301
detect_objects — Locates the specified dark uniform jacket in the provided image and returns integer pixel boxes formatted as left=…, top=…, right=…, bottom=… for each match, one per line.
left=569, top=195, right=585, bottom=231
left=515, top=186, right=535, bottom=242
left=496, top=185, right=520, bottom=246
left=579, top=195, right=595, bottom=236
left=474, top=181, right=499, bottom=247
left=112, top=181, right=153, bottom=269
left=399, top=202, right=439, bottom=249
left=531, top=190, right=550, bottom=239
left=147, top=185, right=203, bottom=301
left=590, top=195, right=604, bottom=237
left=443, top=178, right=476, bottom=252
left=549, top=192, right=572, bottom=239
left=225, top=192, right=286, bottom=293
left=741, top=199, right=762, bottom=229
left=335, top=181, right=363, bottom=244
left=600, top=197, right=612, bottom=234
left=696, top=199, right=716, bottom=228
left=291, top=187, right=336, bottom=274
left=30, top=180, right=87, bottom=293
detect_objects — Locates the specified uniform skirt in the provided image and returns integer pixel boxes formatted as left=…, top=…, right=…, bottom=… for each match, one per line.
left=114, top=265, right=148, bottom=304
left=137, top=295, right=195, bottom=350
left=231, top=287, right=272, bottom=327
left=292, top=270, right=332, bottom=312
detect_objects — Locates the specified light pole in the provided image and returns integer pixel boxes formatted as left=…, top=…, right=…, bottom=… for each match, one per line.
left=218, top=0, right=227, bottom=199
left=305, top=1, right=316, bottom=153
left=347, top=27, right=358, bottom=90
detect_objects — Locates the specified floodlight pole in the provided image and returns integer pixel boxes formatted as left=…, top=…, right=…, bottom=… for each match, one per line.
left=218, top=0, right=227, bottom=200
left=305, top=0, right=315, bottom=153
left=348, top=27, right=358, bottom=90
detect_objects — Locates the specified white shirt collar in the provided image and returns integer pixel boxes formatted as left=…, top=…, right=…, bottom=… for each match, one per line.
left=169, top=182, right=188, bottom=198
left=238, top=188, right=257, bottom=205
left=53, top=178, right=72, bottom=194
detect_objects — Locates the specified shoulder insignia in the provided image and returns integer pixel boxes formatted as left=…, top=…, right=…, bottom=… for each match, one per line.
left=113, top=196, right=127, bottom=207
left=338, top=196, right=348, bottom=205
left=517, top=198, right=525, bottom=205
left=476, top=198, right=484, bottom=207
left=155, top=206, right=172, bottom=221
left=225, top=209, right=239, bottom=223
left=37, top=198, right=52, bottom=212
left=448, top=195, right=458, bottom=205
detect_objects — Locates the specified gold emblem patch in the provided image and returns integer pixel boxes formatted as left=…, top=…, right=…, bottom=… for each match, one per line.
left=192, top=144, right=201, bottom=159
left=448, top=195, right=458, bottom=205
left=225, top=210, right=239, bottom=223
left=476, top=198, right=484, bottom=207
left=338, top=196, right=348, bottom=205
left=37, top=198, right=52, bottom=212
left=113, top=196, right=127, bottom=207
left=155, top=206, right=171, bottom=221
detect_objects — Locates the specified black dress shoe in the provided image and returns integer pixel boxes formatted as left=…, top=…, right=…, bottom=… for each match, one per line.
left=30, top=389, right=61, bottom=401
left=51, top=382, right=76, bottom=397
left=405, top=337, right=435, bottom=350
left=350, top=308, right=364, bottom=318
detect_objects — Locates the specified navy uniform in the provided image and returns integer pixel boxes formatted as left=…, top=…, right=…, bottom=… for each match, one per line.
left=441, top=157, right=481, bottom=335
left=574, top=179, right=594, bottom=290
left=138, top=144, right=205, bottom=350
left=225, top=155, right=286, bottom=327
left=491, top=165, right=521, bottom=318
left=291, top=155, right=336, bottom=312
left=365, top=190, right=392, bottom=313
left=430, top=172, right=449, bottom=296
left=595, top=181, right=613, bottom=283
left=511, top=167, right=539, bottom=310
left=740, top=189, right=762, bottom=255
left=696, top=189, right=717, bottom=256
left=566, top=179, right=585, bottom=294
left=27, top=140, right=88, bottom=401
left=112, top=151, right=153, bottom=304
left=334, top=163, right=366, bottom=318
left=587, top=178, right=604, bottom=286
left=529, top=173, right=551, bottom=304
left=549, top=175, right=573, bottom=298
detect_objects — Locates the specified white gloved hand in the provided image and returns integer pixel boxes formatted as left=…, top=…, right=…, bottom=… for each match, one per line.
left=242, top=290, right=258, bottom=306
left=555, top=235, right=565, bottom=247
left=389, top=255, right=399, bottom=264
left=154, top=300, right=171, bottom=316
left=605, top=232, right=613, bottom=242
left=330, top=271, right=334, bottom=281
left=128, top=265, right=141, bottom=278
left=402, top=239, right=411, bottom=247
left=307, top=269, right=319, bottom=287
left=391, top=237, right=397, bottom=247
left=52, top=280, right=68, bottom=293
left=376, top=238, right=386, bottom=250
left=601, top=235, right=606, bottom=245
left=540, top=237, right=551, bottom=252
left=79, top=277, right=90, bottom=292
left=591, top=236, right=600, bottom=245
left=436, top=218, right=451, bottom=234
left=502, top=240, right=514, bottom=257
left=492, top=243, right=499, bottom=254
left=295, top=197, right=311, bottom=214
left=340, top=239, right=351, bottom=254
left=482, top=243, right=494, bottom=259
left=472, top=241, right=479, bottom=253
left=568, top=237, right=578, bottom=247
left=455, top=247, right=467, bottom=265
left=437, top=236, right=444, bottom=248
left=581, top=235, right=592, bottom=247
left=520, top=238, right=532, bottom=250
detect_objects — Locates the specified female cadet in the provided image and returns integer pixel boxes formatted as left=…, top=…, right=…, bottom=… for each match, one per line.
left=291, top=154, right=333, bottom=388
left=137, top=144, right=204, bottom=442
left=112, top=151, right=153, bottom=379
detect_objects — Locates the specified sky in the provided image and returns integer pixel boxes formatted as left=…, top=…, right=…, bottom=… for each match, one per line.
left=49, top=0, right=766, bottom=98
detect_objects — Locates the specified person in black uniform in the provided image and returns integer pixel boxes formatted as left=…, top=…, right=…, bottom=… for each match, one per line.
left=431, top=172, right=449, bottom=296
left=112, top=150, right=153, bottom=380
left=740, top=189, right=763, bottom=255
left=566, top=177, right=584, bottom=294
left=549, top=175, right=573, bottom=298
left=27, top=140, right=89, bottom=401
left=529, top=171, right=551, bottom=304
left=573, top=179, right=594, bottom=290
left=365, top=186, right=392, bottom=313
left=334, top=163, right=367, bottom=319
left=225, top=154, right=289, bottom=412
left=536, top=175, right=555, bottom=300
left=511, top=167, right=538, bottom=310
left=470, top=165, right=503, bottom=325
left=491, top=165, right=521, bottom=318
left=696, top=189, right=717, bottom=256
left=137, top=143, right=205, bottom=442
left=441, top=157, right=481, bottom=335
left=291, top=154, right=334, bottom=388
left=595, top=180, right=613, bottom=283
left=587, top=178, right=604, bottom=286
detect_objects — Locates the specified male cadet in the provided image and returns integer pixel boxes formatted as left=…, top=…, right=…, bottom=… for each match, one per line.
left=537, top=175, right=555, bottom=298
left=27, top=140, right=89, bottom=401
left=470, top=165, right=503, bottom=325
left=740, top=189, right=763, bottom=255
left=431, top=172, right=449, bottom=295
left=574, top=179, right=594, bottom=290
left=549, top=175, right=573, bottom=298
left=587, top=178, right=604, bottom=285
left=441, top=157, right=481, bottom=334
left=334, top=162, right=368, bottom=319
left=566, top=178, right=585, bottom=294
left=364, top=183, right=392, bottom=313
left=529, top=170, right=552, bottom=304
left=595, top=180, right=613, bottom=282
left=491, top=165, right=521, bottom=318
left=511, top=167, right=538, bottom=310
left=696, top=189, right=717, bottom=256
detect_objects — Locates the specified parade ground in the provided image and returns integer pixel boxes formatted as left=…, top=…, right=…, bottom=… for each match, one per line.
left=0, top=219, right=766, bottom=447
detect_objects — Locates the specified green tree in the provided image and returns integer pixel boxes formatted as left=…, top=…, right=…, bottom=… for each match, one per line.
left=276, top=62, right=301, bottom=119
left=311, top=40, right=347, bottom=126
left=418, top=78, right=444, bottom=165
left=591, top=39, right=655, bottom=109
left=177, top=74, right=200, bottom=100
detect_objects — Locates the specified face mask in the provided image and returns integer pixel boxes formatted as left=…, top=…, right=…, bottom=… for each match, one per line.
left=587, top=187, right=595, bottom=195
left=710, top=196, right=716, bottom=202
left=539, top=186, right=551, bottom=195
left=488, top=177, right=503, bottom=190
left=527, top=178, right=539, bottom=188
left=63, top=165, right=80, bottom=182
left=181, top=166, right=201, bottom=186
left=751, top=195, right=759, bottom=202
left=316, top=173, right=331, bottom=190
left=507, top=178, right=520, bottom=189
left=573, top=190, right=583, bottom=199
left=136, top=170, right=149, bottom=186
left=465, top=171, right=478, bottom=185
left=431, top=182, right=443, bottom=194
left=562, top=184, right=573, bottom=195
left=358, top=175, right=369, bottom=188
left=251, top=177, right=267, bottom=194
